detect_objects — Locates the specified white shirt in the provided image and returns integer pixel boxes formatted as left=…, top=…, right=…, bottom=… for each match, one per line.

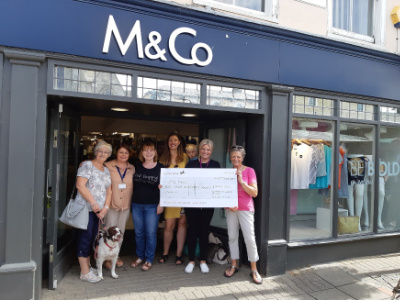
left=291, top=143, right=313, bottom=189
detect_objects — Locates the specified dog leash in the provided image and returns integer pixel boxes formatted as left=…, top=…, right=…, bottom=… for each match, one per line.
left=94, top=218, right=107, bottom=260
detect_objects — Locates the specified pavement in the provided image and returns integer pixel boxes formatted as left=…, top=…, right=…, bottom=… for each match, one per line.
left=41, top=252, right=400, bottom=300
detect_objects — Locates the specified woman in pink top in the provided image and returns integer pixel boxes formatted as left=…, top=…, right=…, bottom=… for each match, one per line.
left=224, top=145, right=262, bottom=284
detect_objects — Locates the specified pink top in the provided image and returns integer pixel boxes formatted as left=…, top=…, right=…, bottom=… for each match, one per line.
left=238, top=167, right=257, bottom=212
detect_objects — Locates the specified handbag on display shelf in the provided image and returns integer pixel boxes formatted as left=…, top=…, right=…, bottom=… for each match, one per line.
left=59, top=183, right=89, bottom=230
left=338, top=216, right=359, bottom=234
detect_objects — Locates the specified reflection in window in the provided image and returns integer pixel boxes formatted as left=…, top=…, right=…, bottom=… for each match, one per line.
left=338, top=123, right=375, bottom=235
left=53, top=66, right=132, bottom=97
left=380, top=106, right=400, bottom=124
left=293, top=96, right=334, bottom=116
left=340, top=101, right=375, bottom=120
left=137, top=77, right=201, bottom=104
left=379, top=126, right=400, bottom=232
left=214, top=0, right=263, bottom=11
left=207, top=85, right=260, bottom=109
left=333, top=0, right=373, bottom=37
left=289, top=118, right=334, bottom=241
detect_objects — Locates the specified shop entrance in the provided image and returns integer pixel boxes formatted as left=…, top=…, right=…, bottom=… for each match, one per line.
left=43, top=96, right=248, bottom=289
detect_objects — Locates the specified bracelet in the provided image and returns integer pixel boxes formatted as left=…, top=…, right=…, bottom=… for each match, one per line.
left=104, top=205, right=110, bottom=210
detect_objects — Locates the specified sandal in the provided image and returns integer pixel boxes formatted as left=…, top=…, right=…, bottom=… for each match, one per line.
left=103, top=260, right=112, bottom=270
left=250, top=271, right=263, bottom=284
left=142, top=261, right=152, bottom=271
left=175, top=256, right=184, bottom=265
left=130, top=258, right=143, bottom=268
left=224, top=265, right=238, bottom=278
left=158, top=254, right=168, bottom=264
left=116, top=257, right=124, bottom=268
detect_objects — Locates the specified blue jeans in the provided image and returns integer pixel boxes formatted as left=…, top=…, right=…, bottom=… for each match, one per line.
left=131, top=203, right=160, bottom=263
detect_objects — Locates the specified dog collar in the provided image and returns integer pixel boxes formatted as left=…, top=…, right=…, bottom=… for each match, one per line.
left=105, top=241, right=116, bottom=250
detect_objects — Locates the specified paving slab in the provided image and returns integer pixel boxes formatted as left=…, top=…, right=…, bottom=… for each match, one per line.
left=315, top=267, right=359, bottom=287
left=337, top=282, right=390, bottom=300
left=310, top=288, right=355, bottom=300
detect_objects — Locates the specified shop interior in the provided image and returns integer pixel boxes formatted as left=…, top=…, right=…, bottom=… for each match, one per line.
left=43, top=95, right=254, bottom=287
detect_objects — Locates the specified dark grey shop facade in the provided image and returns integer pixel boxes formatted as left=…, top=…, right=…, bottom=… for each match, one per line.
left=1, top=0, right=400, bottom=299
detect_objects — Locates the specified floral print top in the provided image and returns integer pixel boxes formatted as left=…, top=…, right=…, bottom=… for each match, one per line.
left=75, top=160, right=111, bottom=211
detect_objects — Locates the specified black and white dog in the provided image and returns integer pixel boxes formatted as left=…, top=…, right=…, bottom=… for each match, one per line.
left=95, top=226, right=122, bottom=279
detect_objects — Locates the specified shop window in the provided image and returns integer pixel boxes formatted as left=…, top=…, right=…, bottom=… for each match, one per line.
left=53, top=66, right=132, bottom=97
left=338, top=123, right=375, bottom=235
left=137, top=76, right=201, bottom=104
left=290, top=118, right=334, bottom=241
left=293, top=95, right=334, bottom=116
left=207, top=85, right=260, bottom=109
left=329, top=0, right=385, bottom=45
left=381, top=106, right=400, bottom=124
left=193, top=0, right=278, bottom=23
left=340, top=101, right=375, bottom=121
left=379, top=126, right=400, bottom=232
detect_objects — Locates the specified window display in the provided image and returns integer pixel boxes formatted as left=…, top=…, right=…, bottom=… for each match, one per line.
left=338, top=123, right=375, bottom=234
left=290, top=118, right=334, bottom=241
left=379, top=126, right=400, bottom=232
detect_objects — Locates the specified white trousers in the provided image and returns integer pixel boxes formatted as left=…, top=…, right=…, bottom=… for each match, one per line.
left=105, top=209, right=130, bottom=248
left=226, top=209, right=259, bottom=262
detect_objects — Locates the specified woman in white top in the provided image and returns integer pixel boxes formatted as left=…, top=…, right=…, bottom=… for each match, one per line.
left=75, top=141, right=112, bottom=283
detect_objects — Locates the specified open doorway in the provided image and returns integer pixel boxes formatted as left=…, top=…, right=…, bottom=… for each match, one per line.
left=43, top=96, right=250, bottom=289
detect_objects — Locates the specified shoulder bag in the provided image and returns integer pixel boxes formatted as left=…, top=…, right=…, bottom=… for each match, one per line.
left=59, top=181, right=89, bottom=230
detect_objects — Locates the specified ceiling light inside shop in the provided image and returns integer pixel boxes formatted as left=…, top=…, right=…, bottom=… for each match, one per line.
left=181, top=113, right=197, bottom=117
left=299, top=121, right=318, bottom=128
left=111, top=107, right=129, bottom=112
left=89, top=132, right=102, bottom=135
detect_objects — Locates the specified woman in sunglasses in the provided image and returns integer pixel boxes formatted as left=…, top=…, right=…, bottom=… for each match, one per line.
left=224, top=145, right=262, bottom=284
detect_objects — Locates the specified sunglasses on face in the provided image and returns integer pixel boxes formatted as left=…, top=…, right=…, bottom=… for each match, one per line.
left=231, top=145, right=244, bottom=150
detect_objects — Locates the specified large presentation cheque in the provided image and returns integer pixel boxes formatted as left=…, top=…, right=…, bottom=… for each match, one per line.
left=160, top=168, right=238, bottom=208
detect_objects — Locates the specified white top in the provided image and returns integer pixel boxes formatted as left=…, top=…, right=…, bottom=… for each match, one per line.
left=291, top=143, right=313, bottom=189
left=75, top=161, right=111, bottom=211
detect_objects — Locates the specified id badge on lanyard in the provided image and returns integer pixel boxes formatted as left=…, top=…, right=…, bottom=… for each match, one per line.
left=116, top=165, right=128, bottom=190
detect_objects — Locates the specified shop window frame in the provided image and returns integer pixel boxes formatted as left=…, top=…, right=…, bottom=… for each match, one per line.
left=327, top=0, right=386, bottom=48
left=193, top=0, right=278, bottom=23
left=47, top=59, right=267, bottom=118
left=288, top=91, right=399, bottom=246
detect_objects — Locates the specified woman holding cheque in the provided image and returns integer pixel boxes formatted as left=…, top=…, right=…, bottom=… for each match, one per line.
left=224, top=145, right=262, bottom=284
left=158, top=133, right=188, bottom=265
left=184, top=139, right=220, bottom=274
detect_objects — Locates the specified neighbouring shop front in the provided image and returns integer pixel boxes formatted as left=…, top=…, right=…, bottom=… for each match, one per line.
left=1, top=0, right=400, bottom=299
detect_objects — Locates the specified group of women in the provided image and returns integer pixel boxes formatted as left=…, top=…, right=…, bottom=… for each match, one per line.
left=74, top=134, right=263, bottom=285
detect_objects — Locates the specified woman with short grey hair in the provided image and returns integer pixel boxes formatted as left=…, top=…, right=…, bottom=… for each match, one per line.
left=224, top=145, right=262, bottom=284
left=75, top=140, right=112, bottom=283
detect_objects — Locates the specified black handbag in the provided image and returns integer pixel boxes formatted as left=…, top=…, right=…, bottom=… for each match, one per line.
left=206, top=243, right=220, bottom=264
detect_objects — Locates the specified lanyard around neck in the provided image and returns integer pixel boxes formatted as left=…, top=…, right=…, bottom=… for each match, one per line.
left=199, top=159, right=210, bottom=168
left=116, top=165, right=128, bottom=182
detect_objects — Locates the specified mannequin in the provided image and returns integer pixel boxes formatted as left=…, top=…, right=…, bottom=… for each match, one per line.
left=378, top=176, right=385, bottom=229
left=361, top=155, right=373, bottom=229
left=347, top=154, right=366, bottom=231
left=377, top=163, right=387, bottom=229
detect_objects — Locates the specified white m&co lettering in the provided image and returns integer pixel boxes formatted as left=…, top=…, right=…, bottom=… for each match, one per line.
left=102, top=15, right=213, bottom=67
